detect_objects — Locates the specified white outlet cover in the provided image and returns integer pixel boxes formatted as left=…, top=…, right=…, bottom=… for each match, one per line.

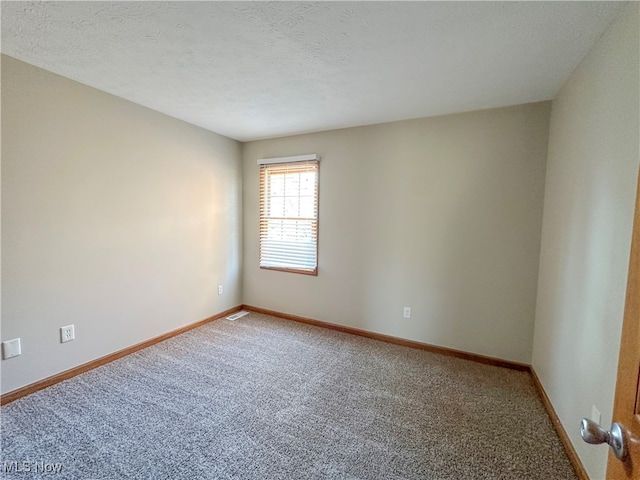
left=2, top=338, right=22, bottom=359
left=60, top=325, right=75, bottom=343
left=218, top=285, right=223, bottom=295
left=403, top=307, right=411, bottom=319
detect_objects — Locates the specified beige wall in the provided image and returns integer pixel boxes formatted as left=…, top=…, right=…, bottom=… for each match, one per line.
left=243, top=102, right=551, bottom=363
left=1, top=56, right=243, bottom=394
left=532, top=4, right=640, bottom=479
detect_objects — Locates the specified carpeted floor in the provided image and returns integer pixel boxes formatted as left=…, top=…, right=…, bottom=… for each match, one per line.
left=1, top=312, right=576, bottom=479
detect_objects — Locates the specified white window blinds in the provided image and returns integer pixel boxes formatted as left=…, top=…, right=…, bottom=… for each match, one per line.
left=258, top=154, right=319, bottom=275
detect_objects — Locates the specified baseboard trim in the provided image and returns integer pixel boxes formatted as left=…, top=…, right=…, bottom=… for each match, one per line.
left=0, top=305, right=242, bottom=406
left=530, top=367, right=589, bottom=480
left=241, top=304, right=530, bottom=371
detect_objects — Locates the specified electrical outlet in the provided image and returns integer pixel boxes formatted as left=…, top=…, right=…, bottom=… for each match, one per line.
left=403, top=307, right=411, bottom=319
left=60, top=325, right=75, bottom=343
left=218, top=285, right=223, bottom=295
left=2, top=338, right=21, bottom=359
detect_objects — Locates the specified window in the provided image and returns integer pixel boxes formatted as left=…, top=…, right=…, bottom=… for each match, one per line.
left=258, top=154, right=319, bottom=275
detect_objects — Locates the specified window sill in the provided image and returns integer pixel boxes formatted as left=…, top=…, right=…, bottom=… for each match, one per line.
left=260, top=266, right=318, bottom=276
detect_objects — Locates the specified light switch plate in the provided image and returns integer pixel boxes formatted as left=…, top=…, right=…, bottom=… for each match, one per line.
left=2, top=338, right=22, bottom=359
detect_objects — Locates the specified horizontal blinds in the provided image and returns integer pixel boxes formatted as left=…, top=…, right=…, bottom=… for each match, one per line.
left=258, top=154, right=318, bottom=165
left=259, top=160, right=319, bottom=274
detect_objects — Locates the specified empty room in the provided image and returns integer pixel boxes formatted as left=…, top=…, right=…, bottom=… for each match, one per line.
left=1, top=2, right=639, bottom=479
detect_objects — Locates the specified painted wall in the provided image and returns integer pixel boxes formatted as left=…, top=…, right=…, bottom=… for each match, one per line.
left=1, top=56, right=243, bottom=394
left=243, top=102, right=551, bottom=364
left=532, top=4, right=640, bottom=479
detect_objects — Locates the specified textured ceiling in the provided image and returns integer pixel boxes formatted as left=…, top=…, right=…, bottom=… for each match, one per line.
left=1, top=1, right=625, bottom=141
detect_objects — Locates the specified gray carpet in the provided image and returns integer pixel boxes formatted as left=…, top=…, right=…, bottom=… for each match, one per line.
left=1, top=312, right=576, bottom=479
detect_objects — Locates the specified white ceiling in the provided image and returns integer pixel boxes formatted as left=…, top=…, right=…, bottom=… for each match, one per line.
left=1, top=1, right=625, bottom=141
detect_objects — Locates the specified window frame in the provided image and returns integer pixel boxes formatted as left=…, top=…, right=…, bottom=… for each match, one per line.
left=257, top=154, right=320, bottom=276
